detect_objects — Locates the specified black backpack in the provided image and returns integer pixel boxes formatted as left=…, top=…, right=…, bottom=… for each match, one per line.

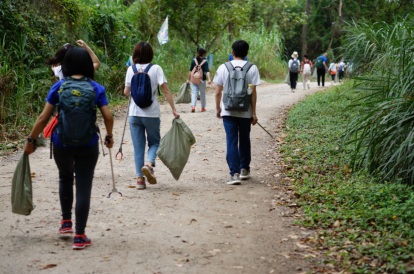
left=56, top=77, right=98, bottom=146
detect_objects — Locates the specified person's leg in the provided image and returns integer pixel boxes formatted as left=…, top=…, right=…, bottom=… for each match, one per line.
left=199, top=81, right=207, bottom=109
left=144, top=117, right=161, bottom=166
left=302, top=74, right=306, bottom=89
left=292, top=73, right=298, bottom=89
left=73, top=143, right=99, bottom=236
left=53, top=145, right=75, bottom=222
left=317, top=69, right=321, bottom=86
left=289, top=72, right=294, bottom=90
left=223, top=116, right=240, bottom=176
left=129, top=116, right=146, bottom=178
left=238, top=118, right=252, bottom=172
left=321, top=70, right=325, bottom=86
left=190, top=83, right=199, bottom=108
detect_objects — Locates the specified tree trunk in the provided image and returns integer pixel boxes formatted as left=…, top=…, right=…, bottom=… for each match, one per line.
left=328, top=0, right=342, bottom=52
left=301, top=0, right=311, bottom=59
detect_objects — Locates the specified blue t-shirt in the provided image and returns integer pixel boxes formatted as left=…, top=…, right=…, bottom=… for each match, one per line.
left=46, top=79, right=108, bottom=148
left=229, top=54, right=247, bottom=61
left=317, top=55, right=328, bottom=70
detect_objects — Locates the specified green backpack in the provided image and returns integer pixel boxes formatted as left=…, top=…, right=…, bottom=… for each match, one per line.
left=56, top=77, right=98, bottom=146
left=316, top=57, right=324, bottom=68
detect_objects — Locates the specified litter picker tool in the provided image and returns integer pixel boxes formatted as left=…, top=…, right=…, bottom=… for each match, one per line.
left=256, top=122, right=275, bottom=139
left=116, top=93, right=132, bottom=160
left=108, top=147, right=122, bottom=198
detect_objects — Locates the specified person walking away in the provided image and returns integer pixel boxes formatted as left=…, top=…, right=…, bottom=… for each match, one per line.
left=47, top=40, right=100, bottom=80
left=328, top=62, right=338, bottom=85
left=315, top=53, right=328, bottom=87
left=186, top=48, right=211, bottom=112
left=301, top=54, right=312, bottom=90
left=338, top=60, right=346, bottom=82
left=124, top=42, right=180, bottom=190
left=214, top=40, right=260, bottom=185
left=288, top=51, right=300, bottom=93
left=24, top=47, right=114, bottom=250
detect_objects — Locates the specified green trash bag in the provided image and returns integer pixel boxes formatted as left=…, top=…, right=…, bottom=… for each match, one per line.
left=283, top=73, right=290, bottom=86
left=176, top=83, right=191, bottom=104
left=11, top=136, right=46, bottom=215
left=157, top=118, right=196, bottom=180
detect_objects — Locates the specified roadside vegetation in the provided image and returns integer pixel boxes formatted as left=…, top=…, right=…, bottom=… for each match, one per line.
left=281, top=82, right=414, bottom=273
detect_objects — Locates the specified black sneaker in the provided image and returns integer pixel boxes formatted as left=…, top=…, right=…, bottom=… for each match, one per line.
left=59, top=220, right=73, bottom=234
left=73, top=234, right=92, bottom=250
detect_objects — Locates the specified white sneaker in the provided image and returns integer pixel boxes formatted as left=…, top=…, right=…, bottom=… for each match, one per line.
left=331, top=81, right=334, bottom=85
left=240, top=169, right=250, bottom=180
left=227, top=173, right=241, bottom=185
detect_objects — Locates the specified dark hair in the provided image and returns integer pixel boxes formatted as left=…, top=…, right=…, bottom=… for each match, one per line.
left=232, top=40, right=249, bottom=58
left=304, top=54, right=309, bottom=59
left=46, top=44, right=75, bottom=66
left=61, top=47, right=94, bottom=79
left=196, top=47, right=207, bottom=63
left=133, top=42, right=154, bottom=64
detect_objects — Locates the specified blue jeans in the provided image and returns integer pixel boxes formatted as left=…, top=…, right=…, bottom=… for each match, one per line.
left=190, top=82, right=206, bottom=108
left=129, top=116, right=161, bottom=177
left=222, top=116, right=252, bottom=176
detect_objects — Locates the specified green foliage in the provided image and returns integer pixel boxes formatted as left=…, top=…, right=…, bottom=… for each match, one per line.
left=282, top=83, right=414, bottom=273
left=342, top=17, right=414, bottom=185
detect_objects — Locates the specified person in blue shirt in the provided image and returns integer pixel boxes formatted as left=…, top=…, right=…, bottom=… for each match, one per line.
left=229, top=53, right=247, bottom=61
left=24, top=47, right=114, bottom=250
left=315, top=53, right=328, bottom=87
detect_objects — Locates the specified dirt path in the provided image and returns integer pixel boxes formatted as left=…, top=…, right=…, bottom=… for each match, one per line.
left=0, top=82, right=331, bottom=274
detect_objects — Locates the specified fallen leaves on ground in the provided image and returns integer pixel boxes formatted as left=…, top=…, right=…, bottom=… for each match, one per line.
left=42, top=264, right=57, bottom=269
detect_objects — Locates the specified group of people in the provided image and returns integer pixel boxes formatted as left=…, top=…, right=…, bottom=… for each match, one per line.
left=288, top=51, right=347, bottom=92
left=23, top=39, right=259, bottom=250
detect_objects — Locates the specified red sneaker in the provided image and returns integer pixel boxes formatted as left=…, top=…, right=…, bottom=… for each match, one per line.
left=141, top=165, right=157, bottom=185
left=73, top=234, right=92, bottom=250
left=201, top=108, right=206, bottom=112
left=191, top=107, right=195, bottom=113
left=137, top=179, right=146, bottom=190
left=59, top=220, right=73, bottom=234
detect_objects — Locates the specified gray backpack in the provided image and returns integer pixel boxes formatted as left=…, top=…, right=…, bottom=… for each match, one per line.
left=290, top=59, right=299, bottom=73
left=222, top=62, right=253, bottom=112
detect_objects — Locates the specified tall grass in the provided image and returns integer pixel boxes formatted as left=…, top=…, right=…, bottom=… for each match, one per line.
left=342, top=16, right=414, bottom=184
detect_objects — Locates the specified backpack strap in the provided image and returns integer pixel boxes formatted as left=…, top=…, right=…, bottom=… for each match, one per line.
left=194, top=58, right=199, bottom=66
left=242, top=62, right=254, bottom=73
left=199, top=59, right=207, bottom=67
left=144, top=63, right=153, bottom=73
left=224, top=62, right=234, bottom=72
left=132, top=64, right=138, bottom=74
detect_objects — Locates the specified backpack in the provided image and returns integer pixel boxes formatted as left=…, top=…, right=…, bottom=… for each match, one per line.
left=290, top=59, right=299, bottom=73
left=316, top=57, right=324, bottom=68
left=222, top=62, right=254, bottom=112
left=303, top=60, right=311, bottom=75
left=56, top=77, right=98, bottom=146
left=131, top=64, right=155, bottom=108
left=338, top=63, right=344, bottom=71
left=190, top=58, right=206, bottom=85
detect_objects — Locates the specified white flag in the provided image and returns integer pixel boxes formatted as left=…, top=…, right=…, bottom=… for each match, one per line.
left=157, top=16, right=168, bottom=45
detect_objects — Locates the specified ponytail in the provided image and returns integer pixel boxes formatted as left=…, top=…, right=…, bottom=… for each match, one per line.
left=46, top=44, right=75, bottom=66
left=196, top=47, right=207, bottom=63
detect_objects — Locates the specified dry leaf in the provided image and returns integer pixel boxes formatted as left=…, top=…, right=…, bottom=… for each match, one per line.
left=190, top=219, right=197, bottom=224
left=208, top=249, right=221, bottom=256
left=224, top=225, right=233, bottom=228
left=175, top=263, right=183, bottom=267
left=103, top=255, right=110, bottom=258
left=296, top=243, right=310, bottom=249
left=127, top=186, right=136, bottom=188
left=333, top=220, right=340, bottom=228
left=231, top=266, right=243, bottom=269
left=276, top=252, right=290, bottom=259
left=159, top=213, right=166, bottom=216
left=42, top=264, right=57, bottom=269
left=172, top=193, right=180, bottom=196
left=270, top=270, right=275, bottom=273
left=288, top=234, right=298, bottom=239
left=301, top=253, right=317, bottom=258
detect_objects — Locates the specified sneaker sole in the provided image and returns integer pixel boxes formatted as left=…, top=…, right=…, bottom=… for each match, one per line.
left=59, top=229, right=73, bottom=234
left=137, top=185, right=146, bottom=190
left=72, top=243, right=91, bottom=250
left=240, top=175, right=250, bottom=180
left=142, top=168, right=157, bottom=185
left=227, top=180, right=241, bottom=185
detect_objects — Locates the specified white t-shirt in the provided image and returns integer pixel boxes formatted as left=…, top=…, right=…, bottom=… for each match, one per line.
left=54, top=65, right=64, bottom=80
left=288, top=58, right=300, bottom=69
left=213, top=60, right=261, bottom=118
left=125, top=64, right=167, bottom=118
left=338, top=61, right=345, bottom=71
left=329, top=63, right=337, bottom=72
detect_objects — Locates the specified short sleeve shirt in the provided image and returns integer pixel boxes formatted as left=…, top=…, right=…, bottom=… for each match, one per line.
left=54, top=65, right=64, bottom=80
left=46, top=79, right=108, bottom=148
left=318, top=56, right=328, bottom=70
left=189, top=59, right=210, bottom=81
left=288, top=58, right=300, bottom=68
left=125, top=64, right=167, bottom=118
left=213, top=60, right=261, bottom=118
left=301, top=60, right=312, bottom=67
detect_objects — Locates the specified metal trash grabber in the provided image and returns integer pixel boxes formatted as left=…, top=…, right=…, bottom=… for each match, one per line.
left=116, top=93, right=132, bottom=160
left=108, top=148, right=122, bottom=198
left=256, top=122, right=275, bottom=139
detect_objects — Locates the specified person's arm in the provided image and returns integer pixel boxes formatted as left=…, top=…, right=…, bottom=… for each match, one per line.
left=215, top=85, right=223, bottom=119
left=207, top=72, right=211, bottom=84
left=251, top=86, right=258, bottom=126
left=124, top=86, right=131, bottom=96
left=24, top=103, right=55, bottom=155
left=99, top=105, right=114, bottom=148
left=186, top=71, right=192, bottom=85
left=161, top=83, right=180, bottom=119
left=77, top=40, right=100, bottom=71
left=323, top=61, right=328, bottom=70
